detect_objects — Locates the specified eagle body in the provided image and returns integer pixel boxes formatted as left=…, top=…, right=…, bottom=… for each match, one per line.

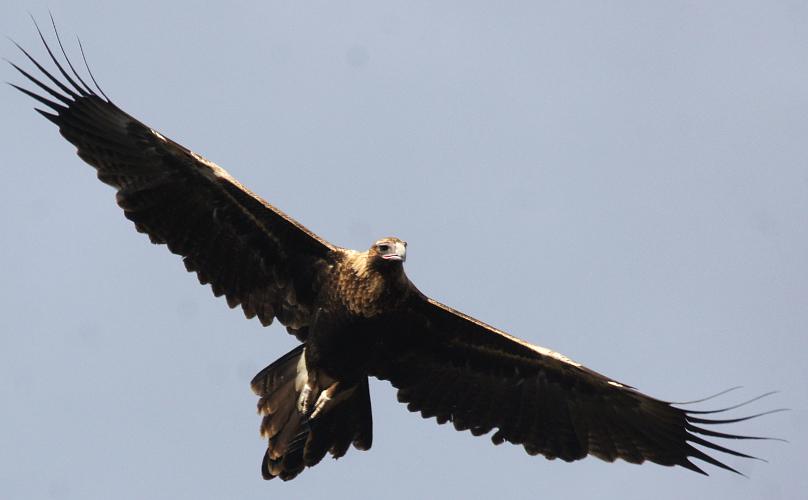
left=251, top=242, right=417, bottom=479
left=303, top=244, right=413, bottom=382
left=9, top=21, right=778, bottom=482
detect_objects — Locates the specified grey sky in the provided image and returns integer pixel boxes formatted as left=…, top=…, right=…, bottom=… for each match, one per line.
left=1, top=1, right=805, bottom=499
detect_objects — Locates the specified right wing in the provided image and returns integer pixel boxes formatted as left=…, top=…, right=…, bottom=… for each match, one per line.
left=9, top=23, right=336, bottom=340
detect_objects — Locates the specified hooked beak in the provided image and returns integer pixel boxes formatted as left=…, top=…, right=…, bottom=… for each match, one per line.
left=381, top=241, right=407, bottom=262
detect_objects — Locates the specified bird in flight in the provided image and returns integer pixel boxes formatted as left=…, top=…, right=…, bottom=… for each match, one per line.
left=9, top=19, right=779, bottom=481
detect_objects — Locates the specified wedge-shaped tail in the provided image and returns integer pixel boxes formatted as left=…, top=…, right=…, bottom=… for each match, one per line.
left=251, top=345, right=373, bottom=480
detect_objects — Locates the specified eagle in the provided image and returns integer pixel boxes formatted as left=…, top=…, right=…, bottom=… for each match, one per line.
left=9, top=21, right=777, bottom=481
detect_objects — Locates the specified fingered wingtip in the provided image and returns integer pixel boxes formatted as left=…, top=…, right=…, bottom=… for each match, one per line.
left=8, top=14, right=115, bottom=108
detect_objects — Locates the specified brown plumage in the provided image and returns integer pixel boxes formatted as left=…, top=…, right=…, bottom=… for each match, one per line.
left=9, top=20, right=780, bottom=482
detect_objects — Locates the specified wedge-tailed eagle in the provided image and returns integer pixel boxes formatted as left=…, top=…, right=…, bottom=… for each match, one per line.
left=8, top=20, right=778, bottom=481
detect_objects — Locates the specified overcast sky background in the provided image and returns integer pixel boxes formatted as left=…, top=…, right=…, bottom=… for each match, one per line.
left=1, top=2, right=805, bottom=499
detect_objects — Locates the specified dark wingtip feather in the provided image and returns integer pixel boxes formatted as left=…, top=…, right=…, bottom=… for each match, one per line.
left=77, top=36, right=110, bottom=102
left=688, top=433, right=761, bottom=461
left=688, top=407, right=789, bottom=425
left=35, top=108, right=61, bottom=125
left=687, top=423, right=787, bottom=443
left=687, top=443, right=746, bottom=476
left=49, top=13, right=95, bottom=97
left=7, top=82, right=67, bottom=113
left=671, top=386, right=743, bottom=405
left=680, top=458, right=709, bottom=476
left=684, top=391, right=780, bottom=415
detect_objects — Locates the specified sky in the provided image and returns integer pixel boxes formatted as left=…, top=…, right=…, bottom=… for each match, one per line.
left=1, top=2, right=805, bottom=499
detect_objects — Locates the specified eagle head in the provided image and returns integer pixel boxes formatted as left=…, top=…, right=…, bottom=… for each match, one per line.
left=370, top=237, right=407, bottom=264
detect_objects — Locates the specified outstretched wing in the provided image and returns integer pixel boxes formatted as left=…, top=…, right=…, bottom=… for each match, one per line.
left=370, top=294, right=775, bottom=475
left=9, top=24, right=335, bottom=340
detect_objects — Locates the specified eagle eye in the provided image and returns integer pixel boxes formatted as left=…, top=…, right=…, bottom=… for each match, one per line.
left=377, top=244, right=390, bottom=252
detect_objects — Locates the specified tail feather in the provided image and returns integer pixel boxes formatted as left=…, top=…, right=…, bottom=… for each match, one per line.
left=304, top=378, right=372, bottom=464
left=251, top=345, right=373, bottom=481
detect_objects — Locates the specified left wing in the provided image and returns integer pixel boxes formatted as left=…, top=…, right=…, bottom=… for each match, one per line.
left=9, top=23, right=336, bottom=339
left=369, top=294, right=774, bottom=475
